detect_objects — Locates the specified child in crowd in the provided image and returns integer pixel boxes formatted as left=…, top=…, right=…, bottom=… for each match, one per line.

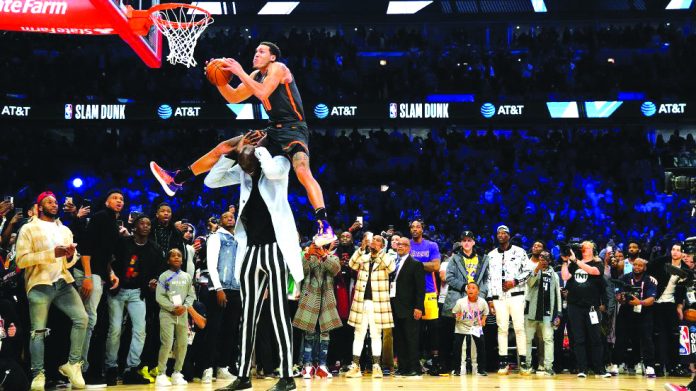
left=452, top=281, right=489, bottom=376
left=155, top=249, right=196, bottom=386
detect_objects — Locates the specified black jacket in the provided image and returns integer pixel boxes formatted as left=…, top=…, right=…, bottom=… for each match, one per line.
left=150, top=222, right=188, bottom=273
left=112, top=237, right=166, bottom=297
left=79, top=209, right=119, bottom=279
left=648, top=255, right=688, bottom=304
left=390, top=255, right=425, bottom=319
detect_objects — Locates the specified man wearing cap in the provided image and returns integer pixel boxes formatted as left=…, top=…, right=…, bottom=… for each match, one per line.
left=74, top=189, right=123, bottom=385
left=16, top=191, right=88, bottom=390
left=485, top=225, right=533, bottom=375
left=442, top=231, right=489, bottom=374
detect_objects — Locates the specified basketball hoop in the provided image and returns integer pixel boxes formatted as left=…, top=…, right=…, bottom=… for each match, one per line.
left=148, top=3, right=213, bottom=68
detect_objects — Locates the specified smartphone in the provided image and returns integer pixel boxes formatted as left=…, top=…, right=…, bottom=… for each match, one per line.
left=356, top=216, right=363, bottom=225
left=3, top=196, right=13, bottom=204
left=116, top=220, right=123, bottom=228
left=14, top=208, right=22, bottom=215
left=65, top=196, right=73, bottom=205
left=82, top=198, right=91, bottom=208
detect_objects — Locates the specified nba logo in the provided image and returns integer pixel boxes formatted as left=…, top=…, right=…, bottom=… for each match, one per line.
left=679, top=325, right=691, bottom=355
left=389, top=103, right=397, bottom=119
left=64, top=104, right=73, bottom=119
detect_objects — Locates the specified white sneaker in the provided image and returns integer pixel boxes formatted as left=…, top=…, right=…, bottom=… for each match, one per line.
left=635, top=364, right=644, bottom=375
left=171, top=372, right=187, bottom=385
left=607, top=364, right=619, bottom=375
left=302, top=365, right=314, bottom=379
left=58, top=361, right=85, bottom=389
left=201, top=368, right=213, bottom=384
left=345, top=364, right=362, bottom=378
left=155, top=374, right=172, bottom=387
left=646, top=366, right=656, bottom=378
left=31, top=372, right=45, bottom=391
left=372, top=364, right=383, bottom=378
left=595, top=372, right=612, bottom=378
left=577, top=372, right=587, bottom=378
left=217, top=366, right=236, bottom=380
left=316, top=365, right=333, bottom=379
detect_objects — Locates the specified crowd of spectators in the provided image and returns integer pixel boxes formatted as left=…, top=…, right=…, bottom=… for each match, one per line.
left=1, top=22, right=695, bottom=102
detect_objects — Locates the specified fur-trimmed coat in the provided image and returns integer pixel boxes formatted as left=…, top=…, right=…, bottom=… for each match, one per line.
left=347, top=249, right=395, bottom=329
left=292, top=253, right=342, bottom=333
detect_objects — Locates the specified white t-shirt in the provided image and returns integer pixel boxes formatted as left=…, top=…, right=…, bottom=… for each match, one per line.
left=37, top=219, right=65, bottom=283
left=452, top=296, right=490, bottom=335
left=438, top=260, right=449, bottom=303
left=657, top=274, right=680, bottom=303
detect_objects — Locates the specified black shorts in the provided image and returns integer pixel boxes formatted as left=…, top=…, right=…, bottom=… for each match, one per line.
left=262, top=121, right=310, bottom=159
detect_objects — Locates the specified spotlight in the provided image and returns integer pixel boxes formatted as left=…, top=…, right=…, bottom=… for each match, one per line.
left=72, top=178, right=83, bottom=188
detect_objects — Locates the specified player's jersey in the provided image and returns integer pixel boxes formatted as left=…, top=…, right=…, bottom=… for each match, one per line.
left=253, top=70, right=305, bottom=124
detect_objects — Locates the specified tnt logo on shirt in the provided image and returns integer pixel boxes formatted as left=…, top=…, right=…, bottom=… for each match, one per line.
left=574, top=269, right=589, bottom=284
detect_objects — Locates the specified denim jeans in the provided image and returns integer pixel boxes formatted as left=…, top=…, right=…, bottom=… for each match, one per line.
left=28, top=279, right=88, bottom=377
left=73, top=268, right=104, bottom=371
left=525, top=317, right=555, bottom=370
left=303, top=331, right=329, bottom=366
left=105, top=288, right=146, bottom=369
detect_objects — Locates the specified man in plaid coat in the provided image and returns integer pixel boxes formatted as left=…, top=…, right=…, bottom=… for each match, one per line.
left=346, top=235, right=395, bottom=378
left=292, top=243, right=342, bottom=378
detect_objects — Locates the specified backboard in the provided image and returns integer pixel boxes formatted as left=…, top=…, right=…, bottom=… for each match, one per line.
left=0, top=0, right=162, bottom=67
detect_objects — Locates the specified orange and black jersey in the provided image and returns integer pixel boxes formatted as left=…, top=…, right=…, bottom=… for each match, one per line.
left=253, top=71, right=305, bottom=124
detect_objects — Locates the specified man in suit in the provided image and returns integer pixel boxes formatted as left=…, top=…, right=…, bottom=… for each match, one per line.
left=391, top=237, right=425, bottom=377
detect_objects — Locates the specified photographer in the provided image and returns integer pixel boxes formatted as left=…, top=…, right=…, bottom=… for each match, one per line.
left=648, top=242, right=689, bottom=376
left=561, top=241, right=611, bottom=378
left=612, top=258, right=657, bottom=378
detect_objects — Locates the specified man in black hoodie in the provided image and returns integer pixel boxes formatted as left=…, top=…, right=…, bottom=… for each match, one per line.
left=150, top=203, right=188, bottom=273
left=648, top=242, right=689, bottom=376
left=75, top=189, right=123, bottom=386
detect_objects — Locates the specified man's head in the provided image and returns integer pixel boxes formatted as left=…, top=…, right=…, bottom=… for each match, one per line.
left=460, top=231, right=475, bottom=254
left=37, top=191, right=58, bottom=220
left=207, top=217, right=219, bottom=233
left=671, top=243, right=684, bottom=261
left=339, top=231, right=353, bottom=246
left=238, top=145, right=260, bottom=176
left=253, top=42, right=281, bottom=70
left=627, top=240, right=641, bottom=259
left=133, top=215, right=151, bottom=238
left=539, top=251, right=552, bottom=270
left=370, top=235, right=386, bottom=254
left=390, top=234, right=401, bottom=250
left=409, top=220, right=423, bottom=240
left=396, top=237, right=411, bottom=257
left=156, top=203, right=172, bottom=225
left=633, top=258, right=648, bottom=275
left=531, top=241, right=545, bottom=257
left=104, top=189, right=124, bottom=214
left=496, top=225, right=510, bottom=246
left=220, top=211, right=235, bottom=231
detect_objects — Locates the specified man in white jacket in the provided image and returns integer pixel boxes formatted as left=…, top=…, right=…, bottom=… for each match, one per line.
left=485, top=225, right=533, bottom=375
left=204, top=136, right=303, bottom=391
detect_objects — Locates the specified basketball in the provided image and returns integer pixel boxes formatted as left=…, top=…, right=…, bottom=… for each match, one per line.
left=205, top=58, right=232, bottom=86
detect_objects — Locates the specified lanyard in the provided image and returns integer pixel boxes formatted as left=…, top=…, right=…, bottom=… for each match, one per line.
left=630, top=278, right=645, bottom=298
left=162, top=270, right=181, bottom=291
left=467, top=300, right=482, bottom=325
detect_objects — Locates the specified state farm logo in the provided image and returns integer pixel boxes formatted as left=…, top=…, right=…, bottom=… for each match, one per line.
left=0, top=0, right=68, bottom=15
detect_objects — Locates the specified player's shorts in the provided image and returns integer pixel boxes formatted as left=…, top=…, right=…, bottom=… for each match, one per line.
left=262, top=121, right=310, bottom=159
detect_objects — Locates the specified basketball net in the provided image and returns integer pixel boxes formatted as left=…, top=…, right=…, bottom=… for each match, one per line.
left=149, top=5, right=213, bottom=68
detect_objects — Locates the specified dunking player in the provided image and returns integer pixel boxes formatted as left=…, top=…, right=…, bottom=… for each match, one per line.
left=150, top=41, right=335, bottom=245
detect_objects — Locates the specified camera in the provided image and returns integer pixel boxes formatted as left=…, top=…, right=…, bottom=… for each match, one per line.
left=611, top=279, right=643, bottom=300
left=664, top=172, right=696, bottom=195
left=662, top=151, right=696, bottom=216
left=560, top=241, right=582, bottom=257
left=683, top=236, right=696, bottom=256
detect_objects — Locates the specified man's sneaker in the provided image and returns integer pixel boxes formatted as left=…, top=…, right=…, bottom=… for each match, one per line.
left=122, top=368, right=150, bottom=385
left=577, top=372, right=587, bottom=378
left=150, top=161, right=183, bottom=197
left=607, top=364, right=619, bottom=376
left=105, top=367, right=118, bottom=386
left=541, top=369, right=555, bottom=376
left=596, top=372, right=612, bottom=379
left=316, top=365, right=332, bottom=379
left=497, top=363, right=510, bottom=375
left=635, top=364, right=644, bottom=375
left=301, top=365, right=314, bottom=379
left=646, top=366, right=657, bottom=378
left=345, top=364, right=362, bottom=378
left=267, top=377, right=296, bottom=391
left=202, top=368, right=213, bottom=384
left=372, top=364, right=383, bottom=378
left=665, top=385, right=689, bottom=391
left=31, top=372, right=46, bottom=391
left=520, top=363, right=533, bottom=376
left=58, top=362, right=86, bottom=389
left=171, top=372, right=187, bottom=385
left=217, top=367, right=236, bottom=381
left=313, top=220, right=337, bottom=246
left=450, top=369, right=460, bottom=376
left=139, top=366, right=155, bottom=384
left=215, top=376, right=252, bottom=391
left=84, top=373, right=107, bottom=388
left=155, top=374, right=172, bottom=387
left=149, top=366, right=161, bottom=379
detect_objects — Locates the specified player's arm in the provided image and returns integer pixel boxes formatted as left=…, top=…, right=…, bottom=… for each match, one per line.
left=233, top=62, right=283, bottom=101
left=216, top=73, right=255, bottom=103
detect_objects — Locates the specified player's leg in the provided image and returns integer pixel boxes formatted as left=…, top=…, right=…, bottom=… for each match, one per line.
left=290, top=150, right=336, bottom=245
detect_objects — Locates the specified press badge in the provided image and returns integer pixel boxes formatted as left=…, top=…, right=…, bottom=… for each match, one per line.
left=172, top=294, right=183, bottom=306
left=633, top=304, right=642, bottom=313
left=471, top=326, right=483, bottom=338
left=589, top=307, right=599, bottom=325
left=389, top=282, right=396, bottom=298
left=688, top=290, right=696, bottom=304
